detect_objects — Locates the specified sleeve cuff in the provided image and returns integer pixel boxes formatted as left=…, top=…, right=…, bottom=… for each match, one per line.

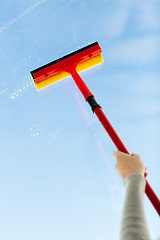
left=124, top=173, right=146, bottom=192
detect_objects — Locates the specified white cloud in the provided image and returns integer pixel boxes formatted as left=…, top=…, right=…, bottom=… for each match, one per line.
left=129, top=74, right=160, bottom=94
left=103, top=4, right=131, bottom=38
left=106, top=35, right=159, bottom=64
left=134, top=0, right=160, bottom=31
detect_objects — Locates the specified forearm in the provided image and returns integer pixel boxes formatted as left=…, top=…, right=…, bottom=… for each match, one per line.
left=120, top=173, right=150, bottom=240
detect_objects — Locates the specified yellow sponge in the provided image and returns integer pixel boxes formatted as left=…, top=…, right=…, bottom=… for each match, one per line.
left=33, top=54, right=104, bottom=90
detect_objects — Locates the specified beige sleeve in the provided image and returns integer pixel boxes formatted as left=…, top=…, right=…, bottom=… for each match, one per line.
left=120, top=173, right=151, bottom=240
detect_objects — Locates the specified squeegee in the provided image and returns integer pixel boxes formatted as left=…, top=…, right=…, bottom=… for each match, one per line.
left=30, top=42, right=160, bottom=216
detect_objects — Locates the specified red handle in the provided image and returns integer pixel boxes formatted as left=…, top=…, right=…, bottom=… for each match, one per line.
left=94, top=107, right=160, bottom=216
left=94, top=107, right=130, bottom=154
left=65, top=65, right=160, bottom=216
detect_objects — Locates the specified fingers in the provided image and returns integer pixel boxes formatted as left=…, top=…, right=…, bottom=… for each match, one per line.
left=113, top=150, right=121, bottom=158
left=113, top=151, right=140, bottom=160
left=113, top=150, right=145, bottom=181
left=113, top=150, right=131, bottom=160
left=113, top=151, right=128, bottom=170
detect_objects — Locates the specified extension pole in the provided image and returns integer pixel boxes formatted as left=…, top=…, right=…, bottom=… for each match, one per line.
left=93, top=107, right=160, bottom=216
left=70, top=69, right=160, bottom=216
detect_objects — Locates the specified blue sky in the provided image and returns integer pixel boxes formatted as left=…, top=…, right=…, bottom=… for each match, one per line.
left=0, top=0, right=160, bottom=239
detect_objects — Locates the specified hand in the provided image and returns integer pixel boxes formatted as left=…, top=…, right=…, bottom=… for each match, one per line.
left=113, top=151, right=145, bottom=181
